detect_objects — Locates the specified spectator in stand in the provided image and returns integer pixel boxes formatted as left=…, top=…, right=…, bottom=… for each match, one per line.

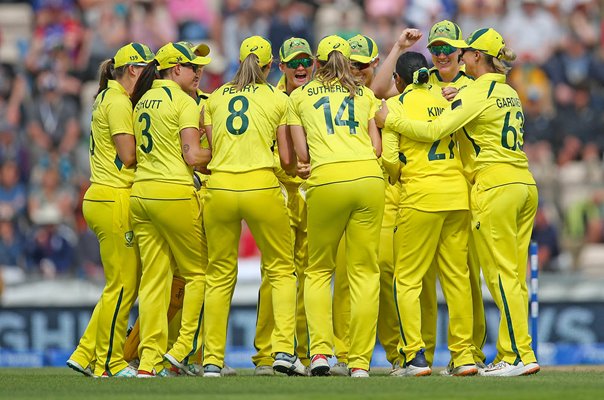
left=25, top=0, right=85, bottom=76
left=0, top=208, right=27, bottom=270
left=129, top=0, right=178, bottom=51
left=565, top=189, right=604, bottom=244
left=26, top=70, right=80, bottom=175
left=501, top=0, right=560, bottom=65
left=0, top=33, right=26, bottom=128
left=167, top=0, right=219, bottom=42
left=457, top=0, right=504, bottom=35
left=553, top=83, right=604, bottom=163
left=28, top=159, right=77, bottom=229
left=532, top=202, right=561, bottom=272
left=0, top=159, right=27, bottom=220
left=78, top=1, right=129, bottom=81
left=26, top=206, right=77, bottom=278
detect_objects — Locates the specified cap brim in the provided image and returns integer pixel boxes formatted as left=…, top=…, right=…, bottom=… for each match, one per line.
left=191, top=55, right=212, bottom=66
left=350, top=54, right=374, bottom=63
left=194, top=44, right=210, bottom=57
left=427, top=37, right=466, bottom=48
left=281, top=50, right=312, bottom=62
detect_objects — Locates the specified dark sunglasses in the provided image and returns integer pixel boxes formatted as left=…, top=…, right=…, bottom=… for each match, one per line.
left=429, top=44, right=457, bottom=56
left=285, top=58, right=313, bottom=69
left=180, top=63, right=200, bottom=73
left=351, top=61, right=371, bottom=70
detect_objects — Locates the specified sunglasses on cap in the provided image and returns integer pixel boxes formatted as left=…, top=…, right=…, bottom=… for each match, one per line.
left=429, top=44, right=457, bottom=56
left=180, top=63, right=200, bottom=73
left=285, top=58, right=313, bottom=69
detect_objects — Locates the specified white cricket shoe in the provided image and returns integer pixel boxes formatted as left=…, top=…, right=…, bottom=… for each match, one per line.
left=479, top=361, right=540, bottom=377
left=390, top=349, right=431, bottom=377
left=273, top=352, right=306, bottom=376
left=310, top=354, right=330, bottom=376
left=164, top=353, right=195, bottom=376
left=350, top=368, right=369, bottom=378
left=254, top=365, right=275, bottom=376
left=440, top=364, right=478, bottom=377
left=66, top=359, right=93, bottom=377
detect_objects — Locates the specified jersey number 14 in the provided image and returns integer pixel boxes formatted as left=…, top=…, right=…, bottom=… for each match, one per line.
left=313, top=96, right=359, bottom=135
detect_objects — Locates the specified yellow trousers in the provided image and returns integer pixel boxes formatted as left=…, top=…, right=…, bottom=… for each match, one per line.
left=69, top=184, right=140, bottom=376
left=394, top=208, right=474, bottom=367
left=252, top=182, right=309, bottom=366
left=305, top=176, right=384, bottom=370
left=130, top=182, right=205, bottom=373
left=203, top=174, right=296, bottom=368
left=471, top=181, right=538, bottom=365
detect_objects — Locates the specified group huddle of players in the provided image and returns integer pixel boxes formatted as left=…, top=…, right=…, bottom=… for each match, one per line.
left=65, top=19, right=540, bottom=379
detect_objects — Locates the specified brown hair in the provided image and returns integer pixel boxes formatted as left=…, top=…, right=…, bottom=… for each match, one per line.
left=315, top=51, right=361, bottom=97
left=130, top=60, right=160, bottom=108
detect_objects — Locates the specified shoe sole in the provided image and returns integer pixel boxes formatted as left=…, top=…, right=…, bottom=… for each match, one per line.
left=66, top=360, right=93, bottom=377
left=254, top=367, right=275, bottom=376
left=311, top=365, right=330, bottom=376
left=203, top=372, right=221, bottom=378
left=454, top=367, right=478, bottom=377
left=163, top=353, right=195, bottom=376
left=273, top=361, right=305, bottom=376
left=521, top=366, right=540, bottom=376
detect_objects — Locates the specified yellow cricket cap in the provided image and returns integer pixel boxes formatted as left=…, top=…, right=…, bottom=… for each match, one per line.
left=279, top=37, right=312, bottom=62
left=154, top=42, right=211, bottom=71
left=113, top=42, right=154, bottom=68
left=427, top=20, right=463, bottom=47
left=240, top=36, right=273, bottom=67
left=450, top=28, right=506, bottom=58
left=348, top=34, right=378, bottom=63
left=316, top=35, right=350, bottom=62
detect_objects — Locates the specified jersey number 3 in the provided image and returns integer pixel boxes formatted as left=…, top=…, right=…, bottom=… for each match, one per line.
left=139, top=112, right=153, bottom=153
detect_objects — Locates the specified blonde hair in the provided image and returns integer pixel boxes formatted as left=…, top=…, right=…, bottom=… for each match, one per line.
left=486, top=46, right=516, bottom=75
left=315, top=51, right=362, bottom=98
left=230, top=54, right=269, bottom=91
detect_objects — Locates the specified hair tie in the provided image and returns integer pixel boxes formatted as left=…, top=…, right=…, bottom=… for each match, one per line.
left=413, top=67, right=429, bottom=85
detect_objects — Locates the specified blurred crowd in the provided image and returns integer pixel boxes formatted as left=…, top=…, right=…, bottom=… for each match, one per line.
left=0, top=0, right=603, bottom=283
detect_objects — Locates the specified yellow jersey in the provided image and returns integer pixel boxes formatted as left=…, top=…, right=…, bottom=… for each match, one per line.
left=132, top=79, right=199, bottom=188
left=385, top=73, right=533, bottom=187
left=89, top=80, right=135, bottom=188
left=205, top=83, right=287, bottom=174
left=288, top=79, right=378, bottom=170
left=382, top=84, right=468, bottom=211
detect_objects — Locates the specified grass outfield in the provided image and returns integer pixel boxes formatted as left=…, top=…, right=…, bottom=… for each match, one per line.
left=1, top=367, right=603, bottom=400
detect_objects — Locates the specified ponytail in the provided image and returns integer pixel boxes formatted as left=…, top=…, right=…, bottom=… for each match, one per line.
left=315, top=51, right=361, bottom=98
left=96, top=59, right=115, bottom=97
left=413, top=67, right=429, bottom=85
left=487, top=46, right=516, bottom=75
left=230, top=54, right=269, bottom=91
left=131, top=60, right=159, bottom=109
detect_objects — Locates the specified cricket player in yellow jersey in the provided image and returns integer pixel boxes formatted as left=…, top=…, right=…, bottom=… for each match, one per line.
left=377, top=28, right=540, bottom=377
left=252, top=37, right=314, bottom=376
left=423, top=20, right=487, bottom=369
left=67, top=43, right=154, bottom=378
left=202, top=36, right=303, bottom=377
left=129, top=42, right=212, bottom=378
left=381, top=52, right=476, bottom=377
left=288, top=35, right=384, bottom=378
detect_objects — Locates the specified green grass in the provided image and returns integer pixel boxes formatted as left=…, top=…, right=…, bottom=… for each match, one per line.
left=0, top=368, right=603, bottom=400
